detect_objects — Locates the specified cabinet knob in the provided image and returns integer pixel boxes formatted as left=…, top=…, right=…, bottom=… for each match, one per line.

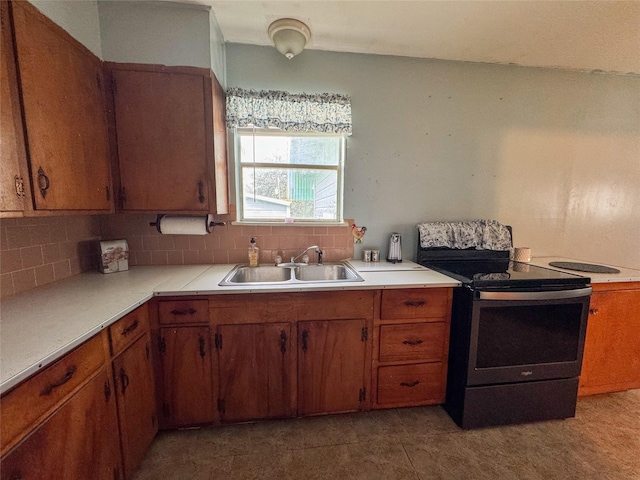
left=589, top=308, right=599, bottom=315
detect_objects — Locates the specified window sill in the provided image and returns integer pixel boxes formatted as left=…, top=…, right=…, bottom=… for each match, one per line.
left=232, top=221, right=349, bottom=227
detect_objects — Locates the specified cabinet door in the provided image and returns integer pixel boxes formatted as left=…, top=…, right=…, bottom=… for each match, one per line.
left=217, top=323, right=295, bottom=422
left=0, top=2, right=28, bottom=214
left=579, top=288, right=640, bottom=395
left=113, top=334, right=157, bottom=479
left=111, top=68, right=209, bottom=212
left=0, top=370, right=122, bottom=480
left=158, top=327, right=214, bottom=428
left=298, top=319, right=367, bottom=416
left=11, top=1, right=111, bottom=211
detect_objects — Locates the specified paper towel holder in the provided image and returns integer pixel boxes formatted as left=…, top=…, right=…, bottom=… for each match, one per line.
left=150, top=214, right=226, bottom=234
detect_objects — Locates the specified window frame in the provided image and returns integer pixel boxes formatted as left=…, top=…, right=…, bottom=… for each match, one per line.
left=233, top=128, right=347, bottom=225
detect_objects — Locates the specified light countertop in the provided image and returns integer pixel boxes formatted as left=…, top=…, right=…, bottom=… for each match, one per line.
left=0, top=262, right=458, bottom=394
left=530, top=257, right=640, bottom=283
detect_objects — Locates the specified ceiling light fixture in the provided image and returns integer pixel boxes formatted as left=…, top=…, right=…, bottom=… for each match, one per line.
left=268, top=18, right=311, bottom=60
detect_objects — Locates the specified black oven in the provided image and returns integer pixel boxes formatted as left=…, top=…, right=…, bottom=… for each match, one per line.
left=416, top=225, right=592, bottom=429
left=442, top=284, right=592, bottom=429
left=468, top=288, right=591, bottom=386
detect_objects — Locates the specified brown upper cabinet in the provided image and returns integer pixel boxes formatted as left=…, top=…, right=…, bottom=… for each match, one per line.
left=106, top=63, right=229, bottom=214
left=0, top=2, right=29, bottom=216
left=7, top=1, right=112, bottom=213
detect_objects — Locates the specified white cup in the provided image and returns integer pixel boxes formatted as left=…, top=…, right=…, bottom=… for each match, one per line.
left=513, top=247, right=532, bottom=263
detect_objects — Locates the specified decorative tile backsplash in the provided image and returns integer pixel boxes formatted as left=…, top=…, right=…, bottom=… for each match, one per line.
left=0, top=213, right=355, bottom=299
left=0, top=216, right=101, bottom=298
left=99, top=214, right=355, bottom=267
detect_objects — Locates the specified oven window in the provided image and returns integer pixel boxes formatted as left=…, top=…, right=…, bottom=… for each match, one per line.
left=475, top=304, right=583, bottom=368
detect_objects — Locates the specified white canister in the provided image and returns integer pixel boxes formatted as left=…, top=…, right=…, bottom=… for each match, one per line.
left=513, top=247, right=532, bottom=263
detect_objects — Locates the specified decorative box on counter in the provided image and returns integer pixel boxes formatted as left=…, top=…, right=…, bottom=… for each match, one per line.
left=99, top=240, right=129, bottom=273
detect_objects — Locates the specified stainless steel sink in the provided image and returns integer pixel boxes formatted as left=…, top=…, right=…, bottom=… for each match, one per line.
left=219, top=263, right=363, bottom=286
left=294, top=264, right=361, bottom=282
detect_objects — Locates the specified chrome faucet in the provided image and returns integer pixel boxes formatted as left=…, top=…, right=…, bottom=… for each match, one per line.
left=291, top=245, right=323, bottom=265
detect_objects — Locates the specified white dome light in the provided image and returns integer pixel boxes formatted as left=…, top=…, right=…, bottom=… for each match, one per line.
left=268, top=18, right=311, bottom=59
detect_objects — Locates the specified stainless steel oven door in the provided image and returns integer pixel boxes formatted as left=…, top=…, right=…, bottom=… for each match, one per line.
left=467, top=287, right=591, bottom=386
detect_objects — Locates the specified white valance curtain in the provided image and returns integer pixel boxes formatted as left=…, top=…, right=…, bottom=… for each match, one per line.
left=225, top=88, right=352, bottom=135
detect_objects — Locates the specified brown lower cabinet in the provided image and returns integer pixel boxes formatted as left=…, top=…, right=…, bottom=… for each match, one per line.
left=113, top=334, right=157, bottom=478
left=298, top=318, right=368, bottom=415
left=579, top=282, right=640, bottom=396
left=104, top=304, right=156, bottom=479
left=2, top=288, right=454, bottom=479
left=372, top=288, right=453, bottom=409
left=157, top=326, right=215, bottom=428
left=1, top=369, right=122, bottom=480
left=217, top=323, right=295, bottom=422
left=209, top=291, right=374, bottom=424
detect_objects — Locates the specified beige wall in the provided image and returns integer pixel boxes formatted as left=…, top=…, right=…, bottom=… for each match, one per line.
left=226, top=44, right=640, bottom=269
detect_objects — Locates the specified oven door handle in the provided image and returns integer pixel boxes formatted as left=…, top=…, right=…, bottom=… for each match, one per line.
left=478, top=287, right=592, bottom=301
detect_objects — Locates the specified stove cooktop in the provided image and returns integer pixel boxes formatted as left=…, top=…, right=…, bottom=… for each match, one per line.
left=425, top=259, right=590, bottom=289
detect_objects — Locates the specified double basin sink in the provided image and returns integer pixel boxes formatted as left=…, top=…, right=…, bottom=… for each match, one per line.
left=219, top=263, right=364, bottom=286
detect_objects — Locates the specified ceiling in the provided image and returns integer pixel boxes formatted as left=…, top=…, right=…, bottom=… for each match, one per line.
left=185, top=0, right=640, bottom=75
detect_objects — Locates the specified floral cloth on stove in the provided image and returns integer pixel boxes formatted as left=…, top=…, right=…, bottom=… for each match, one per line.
left=417, top=220, right=512, bottom=251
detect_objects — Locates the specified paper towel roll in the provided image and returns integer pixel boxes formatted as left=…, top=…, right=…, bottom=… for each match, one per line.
left=157, top=215, right=209, bottom=235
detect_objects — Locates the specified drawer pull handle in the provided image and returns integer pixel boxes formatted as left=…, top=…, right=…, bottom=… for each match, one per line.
left=121, top=319, right=139, bottom=336
left=589, top=308, right=599, bottom=315
left=400, top=380, right=420, bottom=388
left=171, top=308, right=196, bottom=316
left=40, top=365, right=77, bottom=395
left=404, top=301, right=425, bottom=307
left=402, top=339, right=424, bottom=346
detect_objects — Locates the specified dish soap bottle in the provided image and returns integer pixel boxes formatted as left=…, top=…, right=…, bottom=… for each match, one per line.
left=248, top=237, right=259, bottom=267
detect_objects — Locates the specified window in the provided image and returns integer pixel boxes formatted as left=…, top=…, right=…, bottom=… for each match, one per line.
left=236, top=129, right=346, bottom=223
left=226, top=88, right=351, bottom=224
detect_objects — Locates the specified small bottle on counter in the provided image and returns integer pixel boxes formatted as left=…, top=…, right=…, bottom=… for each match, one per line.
left=248, top=237, right=259, bottom=267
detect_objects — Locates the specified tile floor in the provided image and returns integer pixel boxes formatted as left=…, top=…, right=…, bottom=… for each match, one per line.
left=133, top=389, right=640, bottom=480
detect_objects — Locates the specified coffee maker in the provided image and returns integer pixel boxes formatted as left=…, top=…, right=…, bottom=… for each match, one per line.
left=387, top=233, right=402, bottom=263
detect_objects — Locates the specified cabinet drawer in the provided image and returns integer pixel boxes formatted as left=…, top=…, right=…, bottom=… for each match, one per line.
left=379, top=323, right=446, bottom=362
left=109, top=304, right=149, bottom=356
left=1, top=332, right=105, bottom=456
left=377, top=363, right=445, bottom=406
left=159, top=299, right=208, bottom=325
left=380, top=288, right=450, bottom=320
